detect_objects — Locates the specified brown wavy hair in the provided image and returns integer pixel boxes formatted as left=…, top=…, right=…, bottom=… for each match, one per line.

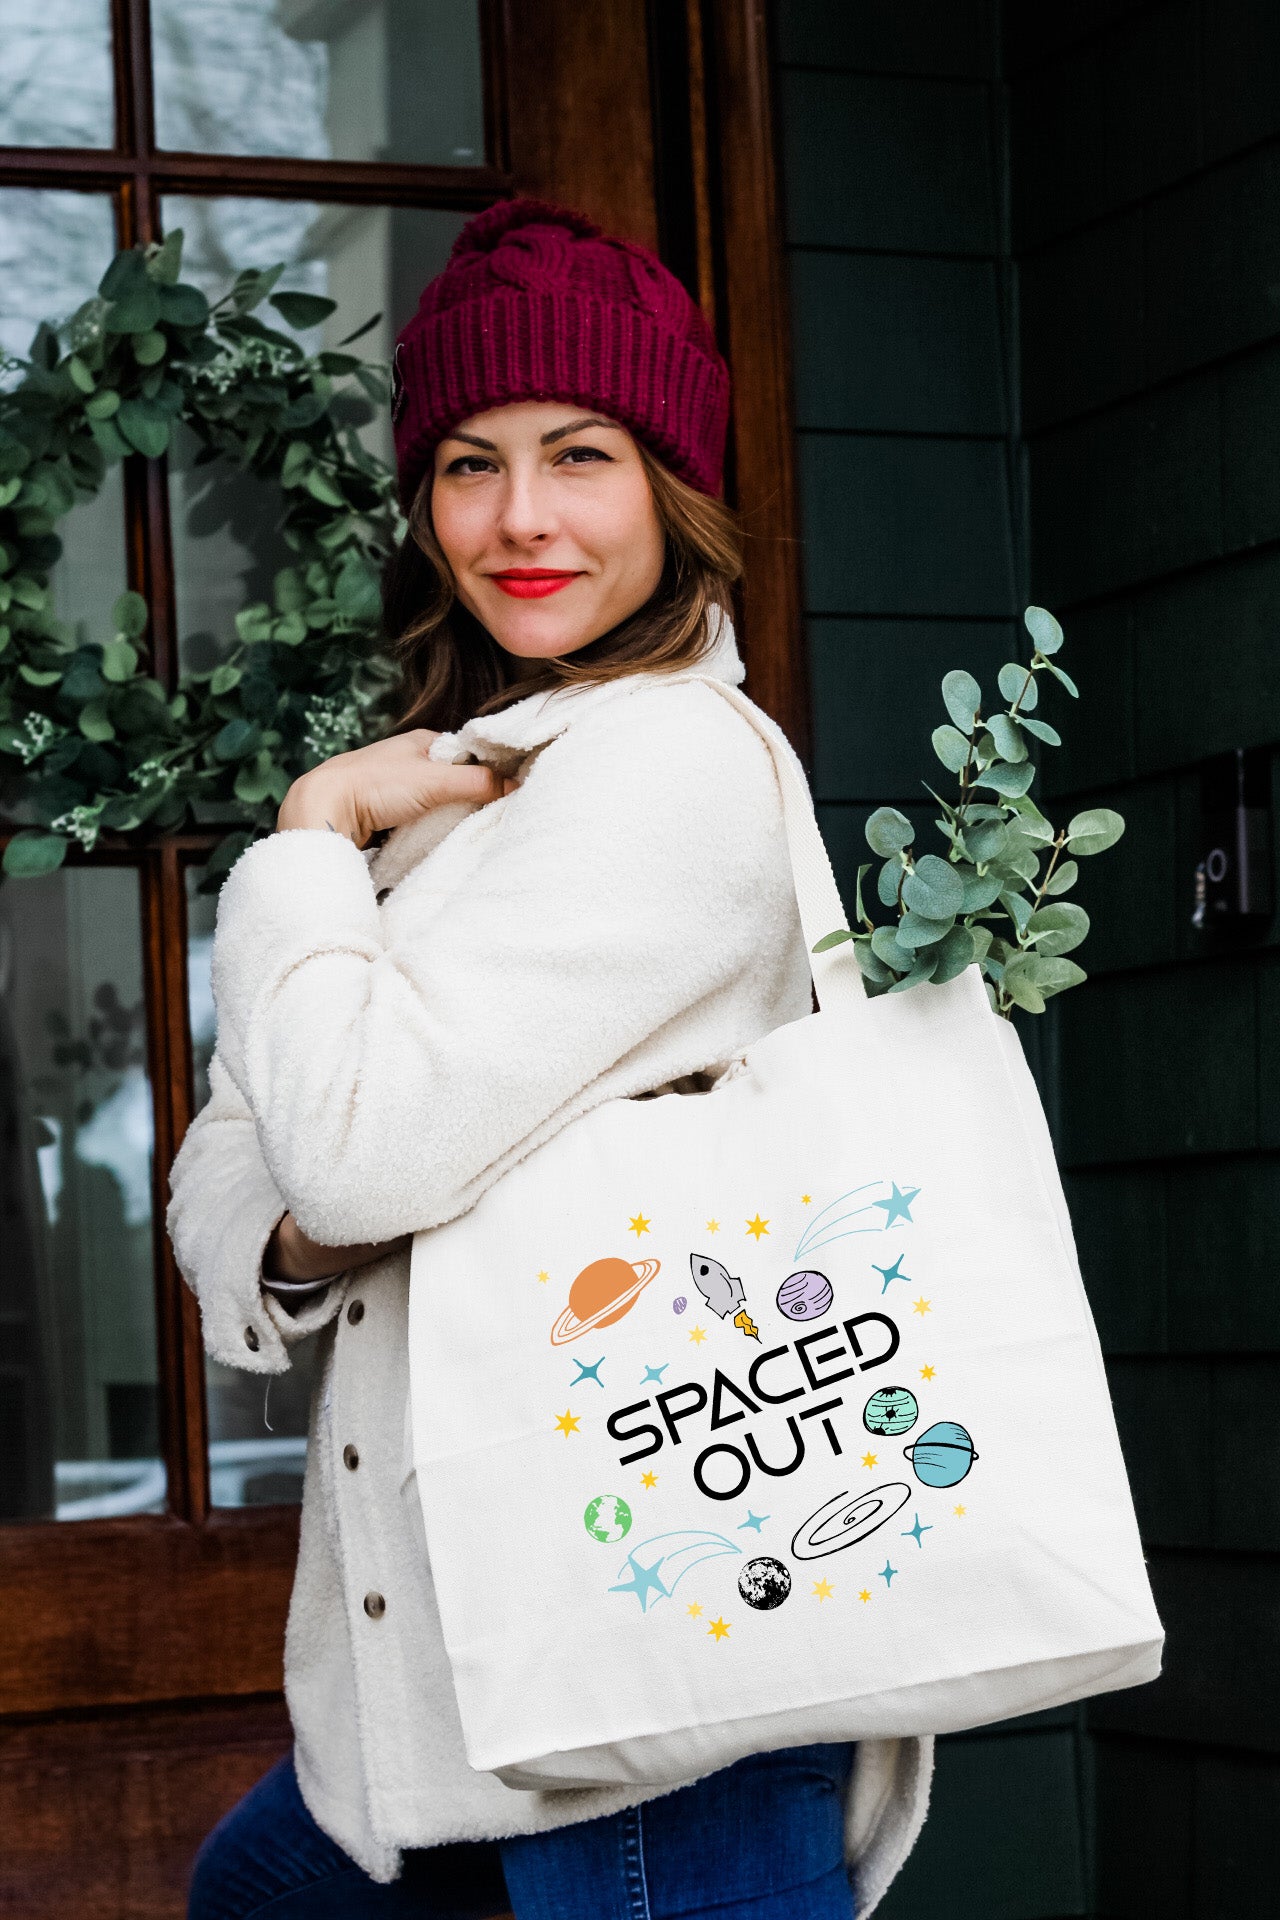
left=381, top=441, right=744, bottom=737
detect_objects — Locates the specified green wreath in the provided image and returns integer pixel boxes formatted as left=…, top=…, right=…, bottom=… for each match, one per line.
left=0, top=229, right=402, bottom=885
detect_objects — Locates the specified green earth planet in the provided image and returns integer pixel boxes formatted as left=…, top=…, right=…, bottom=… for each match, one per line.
left=584, top=1494, right=633, bottom=1543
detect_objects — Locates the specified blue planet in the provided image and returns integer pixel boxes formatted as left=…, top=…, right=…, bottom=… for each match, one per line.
left=903, top=1421, right=978, bottom=1488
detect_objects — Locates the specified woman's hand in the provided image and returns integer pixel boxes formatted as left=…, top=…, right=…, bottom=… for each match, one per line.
left=277, top=729, right=516, bottom=846
left=263, top=1211, right=412, bottom=1284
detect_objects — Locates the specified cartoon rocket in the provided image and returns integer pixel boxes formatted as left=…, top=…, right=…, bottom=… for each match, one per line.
left=689, top=1253, right=760, bottom=1340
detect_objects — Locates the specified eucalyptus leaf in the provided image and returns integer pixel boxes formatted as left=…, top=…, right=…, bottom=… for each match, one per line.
left=871, top=924, right=914, bottom=973
left=931, top=922, right=975, bottom=983
left=960, top=869, right=1003, bottom=911
left=853, top=860, right=871, bottom=927
left=2, top=828, right=68, bottom=876
left=854, top=940, right=895, bottom=987
left=967, top=924, right=993, bottom=966
left=973, top=759, right=1036, bottom=798
left=1019, top=715, right=1061, bottom=746
left=116, top=399, right=170, bottom=458
left=1024, top=605, right=1064, bottom=654
left=78, top=699, right=115, bottom=741
left=965, top=819, right=1007, bottom=864
left=1067, top=806, right=1125, bottom=856
left=100, top=638, right=138, bottom=682
left=1001, top=889, right=1032, bottom=935
left=1043, top=658, right=1079, bottom=697
left=931, top=724, right=971, bottom=772
left=876, top=858, right=903, bottom=908
left=812, top=928, right=855, bottom=951
left=1044, top=858, right=1079, bottom=895
left=888, top=949, right=940, bottom=992
left=865, top=806, right=915, bottom=857
left=1027, top=901, right=1090, bottom=956
left=1001, top=954, right=1046, bottom=1013
left=112, top=590, right=148, bottom=638
left=942, top=668, right=982, bottom=732
left=985, top=711, right=1027, bottom=763
left=272, top=290, right=339, bottom=331
left=901, top=852, right=964, bottom=919
left=898, top=908, right=955, bottom=949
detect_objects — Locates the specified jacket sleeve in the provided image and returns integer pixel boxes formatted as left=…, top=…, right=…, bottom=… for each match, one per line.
left=165, top=1048, right=348, bottom=1372
left=207, top=679, right=801, bottom=1248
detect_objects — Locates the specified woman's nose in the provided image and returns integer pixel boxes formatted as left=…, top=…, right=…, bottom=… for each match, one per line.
left=495, top=471, right=556, bottom=546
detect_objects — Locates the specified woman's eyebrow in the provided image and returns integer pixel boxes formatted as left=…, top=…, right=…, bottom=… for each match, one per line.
left=540, top=417, right=622, bottom=444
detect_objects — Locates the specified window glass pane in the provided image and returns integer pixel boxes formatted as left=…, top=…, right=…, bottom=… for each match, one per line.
left=185, top=863, right=318, bottom=1507
left=0, top=865, right=166, bottom=1521
left=162, top=195, right=464, bottom=676
left=0, top=0, right=114, bottom=149
left=0, top=188, right=117, bottom=375
left=152, top=0, right=484, bottom=166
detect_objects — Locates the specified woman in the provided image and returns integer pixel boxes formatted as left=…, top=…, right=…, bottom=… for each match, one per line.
left=169, top=199, right=932, bottom=1920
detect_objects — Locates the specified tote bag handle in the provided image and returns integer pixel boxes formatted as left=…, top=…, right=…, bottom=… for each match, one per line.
left=686, top=675, right=867, bottom=1016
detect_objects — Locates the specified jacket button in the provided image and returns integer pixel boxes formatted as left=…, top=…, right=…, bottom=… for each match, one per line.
left=347, top=1299, right=364, bottom=1325
left=244, top=1325, right=260, bottom=1352
left=363, top=1590, right=386, bottom=1619
left=343, top=1444, right=359, bottom=1471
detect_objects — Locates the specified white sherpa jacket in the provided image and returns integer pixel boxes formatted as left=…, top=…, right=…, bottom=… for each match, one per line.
left=166, top=611, right=933, bottom=1912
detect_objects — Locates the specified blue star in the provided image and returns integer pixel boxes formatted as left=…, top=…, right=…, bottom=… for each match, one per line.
left=572, top=1357, right=605, bottom=1388
left=879, top=1560, right=899, bottom=1587
left=737, top=1511, right=769, bottom=1533
left=609, top=1552, right=671, bottom=1612
left=901, top=1514, right=933, bottom=1549
left=641, top=1362, right=669, bottom=1385
left=873, top=1256, right=911, bottom=1293
left=875, top=1183, right=920, bottom=1227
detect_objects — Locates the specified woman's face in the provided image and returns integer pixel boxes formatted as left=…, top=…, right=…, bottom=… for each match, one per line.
left=430, top=400, right=666, bottom=671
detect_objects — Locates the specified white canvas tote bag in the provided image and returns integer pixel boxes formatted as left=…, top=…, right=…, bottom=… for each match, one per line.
left=409, top=675, right=1163, bottom=1791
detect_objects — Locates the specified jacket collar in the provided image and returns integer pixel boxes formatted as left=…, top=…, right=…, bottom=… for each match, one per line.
left=367, top=609, right=746, bottom=892
left=426, top=604, right=745, bottom=766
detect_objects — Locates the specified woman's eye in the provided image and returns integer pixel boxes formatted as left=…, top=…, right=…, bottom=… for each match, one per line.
left=445, top=455, right=496, bottom=475
left=557, top=445, right=611, bottom=466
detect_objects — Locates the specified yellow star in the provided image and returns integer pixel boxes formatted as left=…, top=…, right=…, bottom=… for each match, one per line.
left=536, top=1269, right=549, bottom=1284
left=812, top=1578, right=835, bottom=1602
left=745, top=1213, right=770, bottom=1240
left=707, top=1616, right=731, bottom=1642
left=858, top=1589, right=871, bottom=1604
left=919, top=1363, right=936, bottom=1381
left=912, top=1296, right=932, bottom=1317
left=801, top=1193, right=812, bottom=1204
left=688, top=1324, right=707, bottom=1345
left=553, top=1408, right=580, bottom=1437
left=953, top=1504, right=966, bottom=1517
left=705, top=1218, right=720, bottom=1233
left=628, top=1212, right=651, bottom=1236
left=860, top=1451, right=878, bottom=1469
left=641, top=1470, right=658, bottom=1489
left=686, top=1601, right=703, bottom=1618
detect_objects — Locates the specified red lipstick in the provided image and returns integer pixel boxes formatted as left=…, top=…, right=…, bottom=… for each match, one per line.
left=488, top=569, right=583, bottom=599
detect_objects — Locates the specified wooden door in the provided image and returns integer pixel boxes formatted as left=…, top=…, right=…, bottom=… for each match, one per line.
left=0, top=3, right=799, bottom=1912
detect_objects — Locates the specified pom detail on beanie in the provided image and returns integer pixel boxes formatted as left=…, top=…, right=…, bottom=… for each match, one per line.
left=392, top=198, right=730, bottom=504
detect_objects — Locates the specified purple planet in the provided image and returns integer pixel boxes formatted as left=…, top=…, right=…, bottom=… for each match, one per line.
left=777, top=1269, right=833, bottom=1321
left=673, top=1296, right=687, bottom=1314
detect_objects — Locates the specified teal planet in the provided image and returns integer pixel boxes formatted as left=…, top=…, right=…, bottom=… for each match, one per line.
left=863, top=1386, right=919, bottom=1436
left=584, top=1494, right=633, bottom=1543
left=904, top=1421, right=978, bottom=1488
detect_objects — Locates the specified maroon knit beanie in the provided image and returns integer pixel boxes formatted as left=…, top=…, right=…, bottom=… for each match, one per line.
left=391, top=198, right=730, bottom=507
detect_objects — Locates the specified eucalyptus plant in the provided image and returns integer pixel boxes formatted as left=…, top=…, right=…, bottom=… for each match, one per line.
left=813, top=606, right=1123, bottom=1017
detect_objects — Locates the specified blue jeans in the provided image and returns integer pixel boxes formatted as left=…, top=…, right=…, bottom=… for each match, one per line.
left=188, top=1744, right=857, bottom=1919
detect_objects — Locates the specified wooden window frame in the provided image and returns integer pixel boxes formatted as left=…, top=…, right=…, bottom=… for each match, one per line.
left=0, top=0, right=803, bottom=1722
